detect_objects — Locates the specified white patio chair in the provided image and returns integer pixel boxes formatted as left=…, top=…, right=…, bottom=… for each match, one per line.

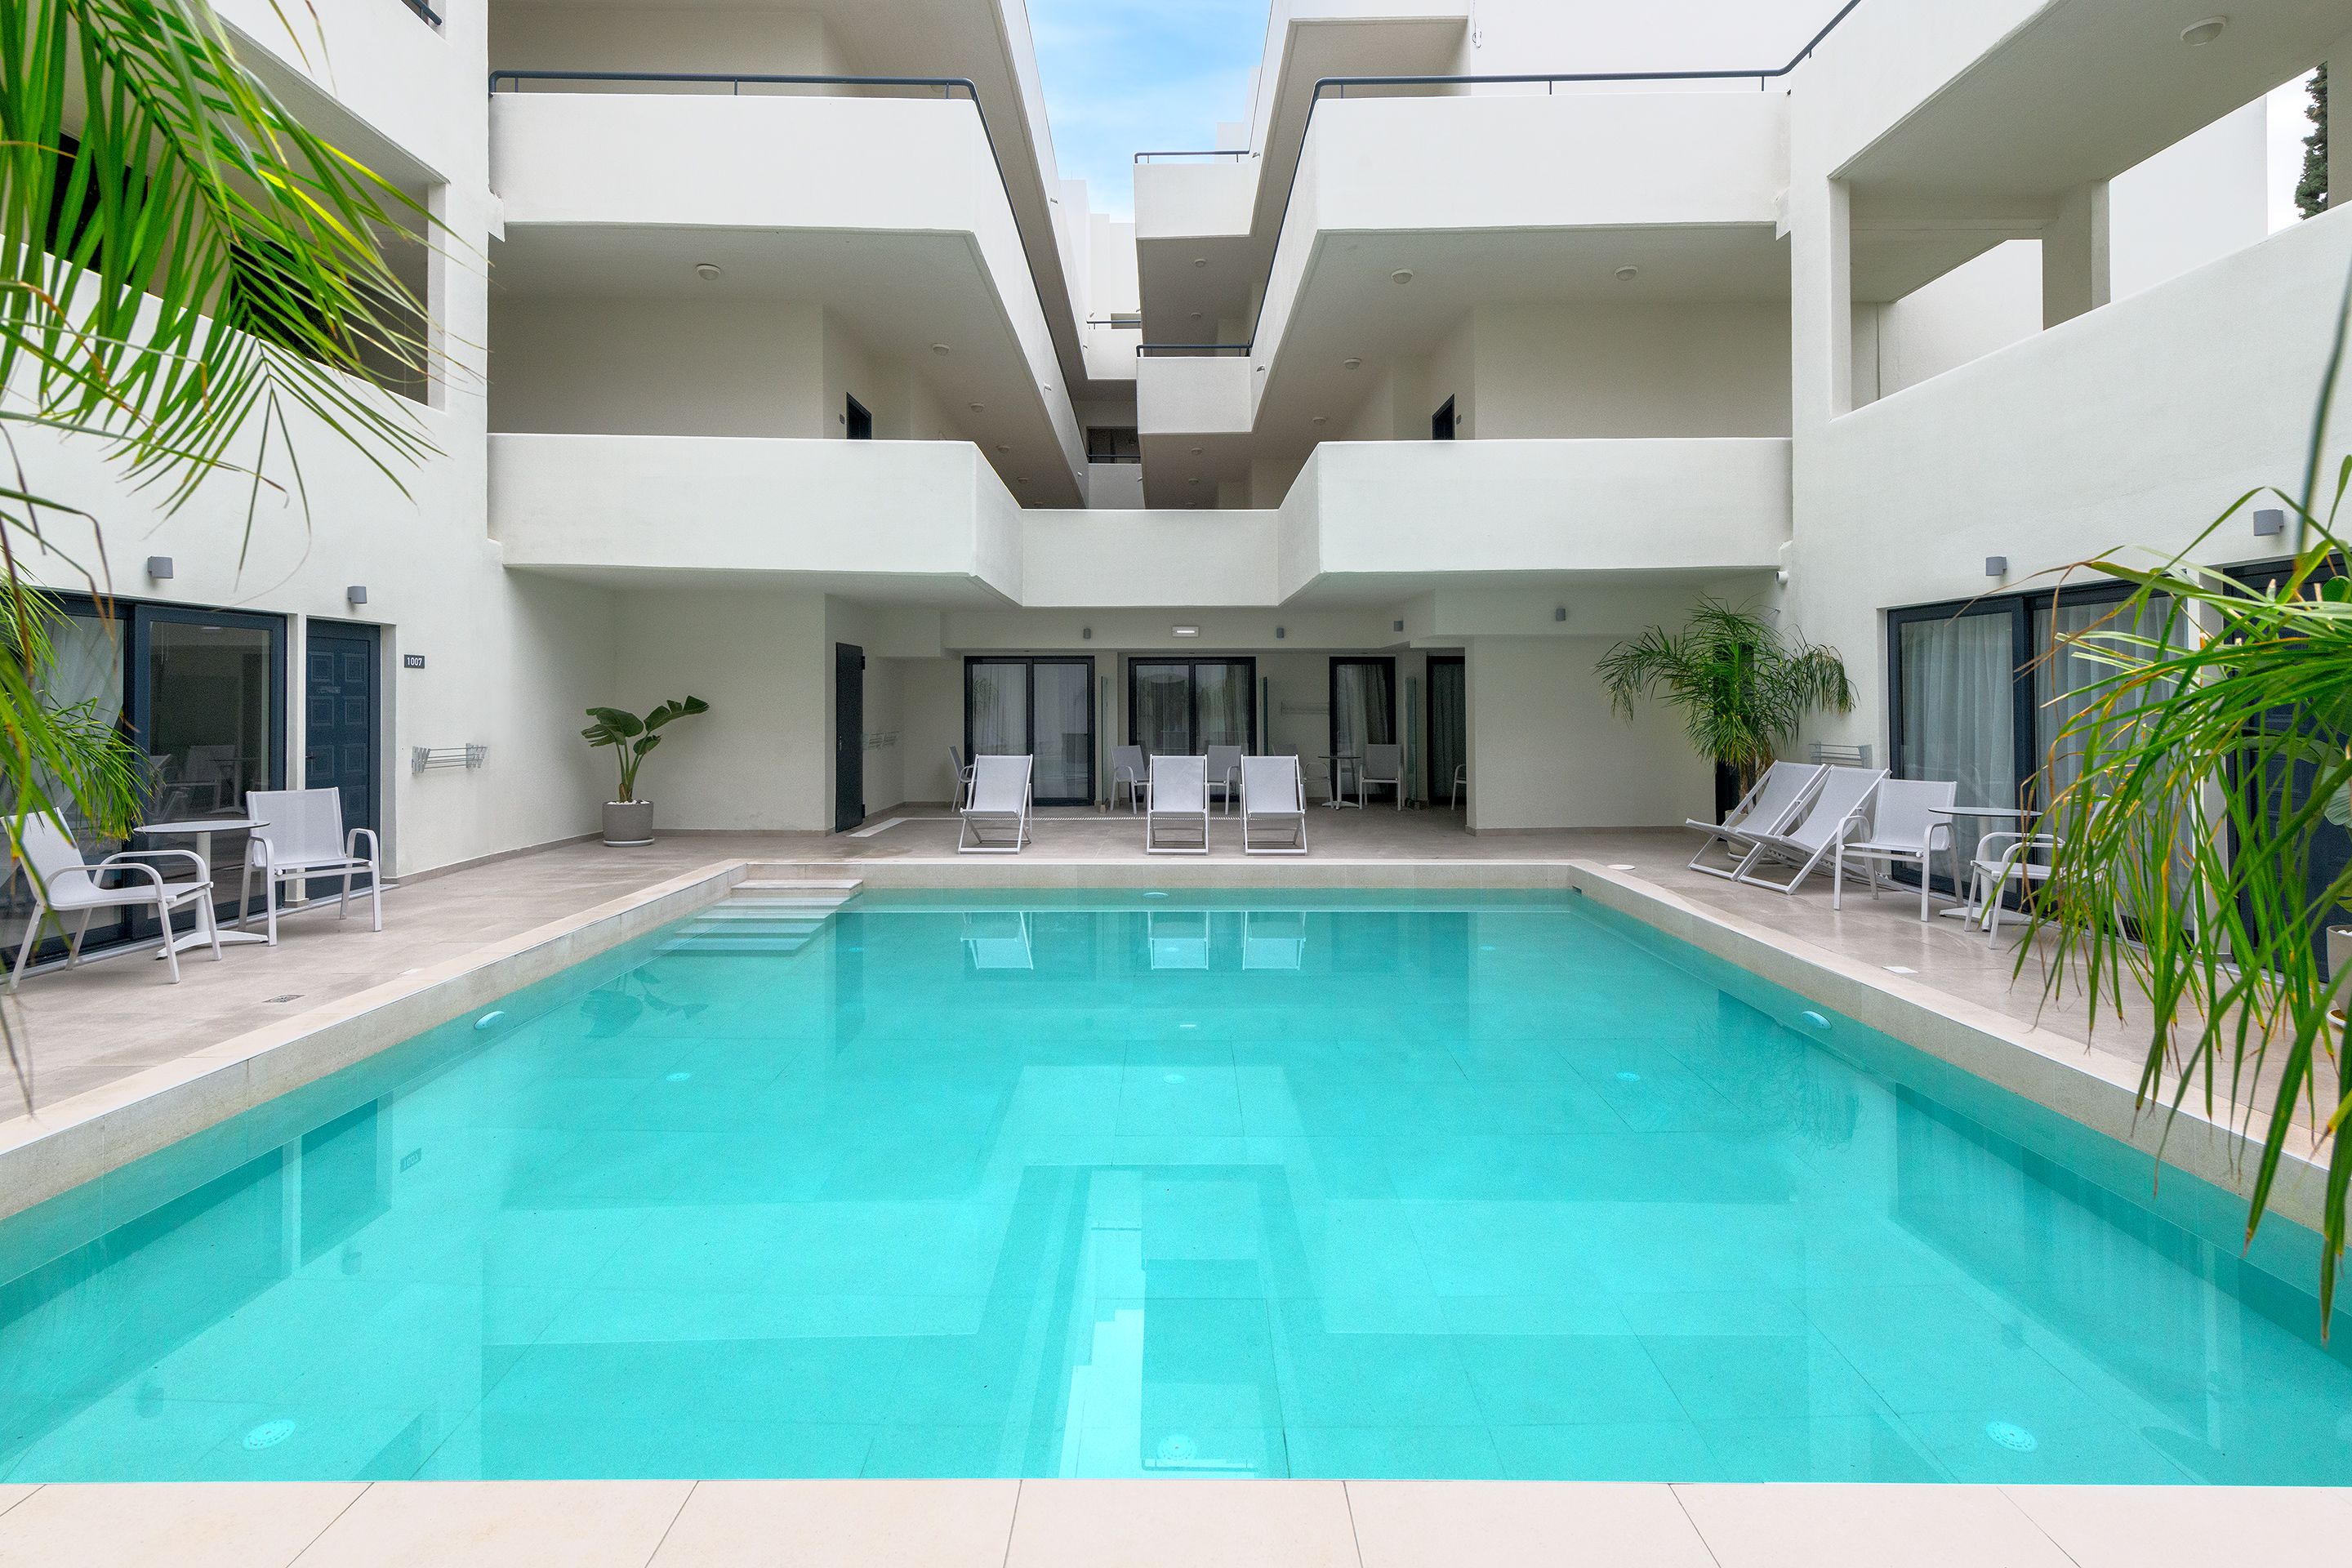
left=1205, top=744, right=1245, bottom=816
left=1146, top=755, right=1211, bottom=855
left=1969, top=831, right=2058, bottom=945
left=1833, top=777, right=1958, bottom=920
left=1110, top=745, right=1147, bottom=814
left=1734, top=765, right=1886, bottom=894
left=1449, top=762, right=1468, bottom=811
left=239, top=788, right=382, bottom=942
left=946, top=745, right=975, bottom=808
left=958, top=754, right=1034, bottom=854
left=1241, top=754, right=1307, bottom=856
left=1358, top=742, right=1405, bottom=808
left=1686, top=761, right=1825, bottom=880
left=7, top=813, right=219, bottom=987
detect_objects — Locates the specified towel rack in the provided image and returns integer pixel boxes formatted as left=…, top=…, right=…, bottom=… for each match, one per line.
left=412, top=744, right=488, bottom=773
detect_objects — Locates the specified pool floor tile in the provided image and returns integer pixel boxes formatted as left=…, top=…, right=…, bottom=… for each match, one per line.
left=1005, top=1478, right=1357, bottom=1568
left=650, top=1478, right=1017, bottom=1567
left=1348, top=1480, right=1717, bottom=1568
left=292, top=1479, right=690, bottom=1567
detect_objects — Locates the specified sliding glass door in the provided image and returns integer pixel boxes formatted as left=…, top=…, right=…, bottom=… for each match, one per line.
left=1427, top=656, right=1465, bottom=809
left=1330, top=657, right=1396, bottom=800
left=964, top=657, right=1096, bottom=806
left=1888, top=584, right=2167, bottom=889
left=1, top=597, right=287, bottom=964
left=1127, top=658, right=1256, bottom=756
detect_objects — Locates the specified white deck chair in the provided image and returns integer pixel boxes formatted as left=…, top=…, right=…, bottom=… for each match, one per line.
left=1146, top=755, right=1211, bottom=854
left=1686, top=761, right=1825, bottom=880
left=1833, top=777, right=1958, bottom=920
left=1734, top=766, right=1887, bottom=894
left=7, top=813, right=219, bottom=987
left=1110, top=745, right=1147, bottom=814
left=1148, top=908, right=1211, bottom=969
left=1970, top=831, right=2059, bottom=945
left=1205, top=744, right=1245, bottom=815
left=947, top=746, right=975, bottom=808
left=1449, top=762, right=1468, bottom=811
left=240, top=788, right=381, bottom=943
left=958, top=754, right=1034, bottom=853
left=1359, top=742, right=1405, bottom=808
left=1241, top=754, right=1307, bottom=855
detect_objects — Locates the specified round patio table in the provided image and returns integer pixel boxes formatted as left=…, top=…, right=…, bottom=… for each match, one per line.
left=1927, top=804, right=2042, bottom=926
left=135, top=817, right=271, bottom=955
left=1317, top=754, right=1362, bottom=808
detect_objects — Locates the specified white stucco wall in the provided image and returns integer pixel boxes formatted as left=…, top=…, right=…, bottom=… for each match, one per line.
left=1465, top=636, right=1713, bottom=832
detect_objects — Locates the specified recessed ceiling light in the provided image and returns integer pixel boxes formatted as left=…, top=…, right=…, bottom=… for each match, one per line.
left=1312, top=415, right=1327, bottom=425
left=1189, top=311, right=1203, bottom=320
left=1615, top=265, right=1639, bottom=282
left=1173, top=626, right=1200, bottom=636
left=968, top=402, right=985, bottom=412
left=1391, top=269, right=1414, bottom=285
left=1343, top=357, right=1362, bottom=371
left=995, top=443, right=1009, bottom=452
left=930, top=342, right=951, bottom=355
left=1189, top=446, right=1204, bottom=456
left=1017, top=475, right=1031, bottom=483
left=693, top=262, right=722, bottom=282
left=1192, top=256, right=1208, bottom=268
left=1188, top=477, right=1200, bottom=485
left=2180, top=16, right=2226, bottom=44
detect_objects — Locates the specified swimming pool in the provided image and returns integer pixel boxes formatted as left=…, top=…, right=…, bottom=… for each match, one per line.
left=3, top=888, right=2347, bottom=1483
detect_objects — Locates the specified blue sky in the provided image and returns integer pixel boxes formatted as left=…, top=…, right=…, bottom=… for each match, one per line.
left=1028, top=0, right=1267, bottom=219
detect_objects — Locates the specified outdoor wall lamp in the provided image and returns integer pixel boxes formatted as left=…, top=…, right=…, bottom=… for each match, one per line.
left=346, top=585, right=369, bottom=606
left=145, top=556, right=174, bottom=581
left=1984, top=557, right=2009, bottom=578
left=2253, top=507, right=2285, bottom=537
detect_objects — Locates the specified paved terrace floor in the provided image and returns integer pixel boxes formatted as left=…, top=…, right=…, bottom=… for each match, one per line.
left=4, top=804, right=2205, bottom=1125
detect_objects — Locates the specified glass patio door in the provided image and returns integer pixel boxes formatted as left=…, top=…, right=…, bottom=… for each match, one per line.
left=964, top=657, right=1095, bottom=807
left=1127, top=659, right=1258, bottom=756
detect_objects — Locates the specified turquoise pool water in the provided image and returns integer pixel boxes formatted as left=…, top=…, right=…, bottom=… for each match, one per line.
left=3, top=889, right=2348, bottom=1483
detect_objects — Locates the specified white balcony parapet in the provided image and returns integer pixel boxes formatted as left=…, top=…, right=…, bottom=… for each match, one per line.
left=1137, top=355, right=1256, bottom=437
left=495, top=433, right=1788, bottom=609
left=492, top=434, right=1022, bottom=600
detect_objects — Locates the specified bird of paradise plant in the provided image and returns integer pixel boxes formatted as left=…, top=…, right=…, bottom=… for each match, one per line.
left=2029, top=263, right=2352, bottom=1330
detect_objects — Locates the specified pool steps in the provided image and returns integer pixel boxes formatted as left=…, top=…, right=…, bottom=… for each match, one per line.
left=657, top=877, right=862, bottom=958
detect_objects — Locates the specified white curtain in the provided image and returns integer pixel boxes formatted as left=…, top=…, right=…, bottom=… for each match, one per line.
left=1333, top=661, right=1392, bottom=760
left=2034, top=597, right=2176, bottom=808
left=1898, top=613, right=2014, bottom=870
left=968, top=663, right=1027, bottom=756
left=1195, top=662, right=1250, bottom=750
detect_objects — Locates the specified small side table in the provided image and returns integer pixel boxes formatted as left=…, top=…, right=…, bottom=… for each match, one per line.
left=136, top=817, right=271, bottom=956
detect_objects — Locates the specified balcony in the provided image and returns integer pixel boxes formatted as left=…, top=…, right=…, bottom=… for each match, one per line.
left=488, top=84, right=1085, bottom=503
left=491, top=434, right=1022, bottom=600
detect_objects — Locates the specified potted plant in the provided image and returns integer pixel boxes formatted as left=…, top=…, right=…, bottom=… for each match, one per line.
left=1595, top=599, right=1855, bottom=819
left=582, top=697, right=709, bottom=845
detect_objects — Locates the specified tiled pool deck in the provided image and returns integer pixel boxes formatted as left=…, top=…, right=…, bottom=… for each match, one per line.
left=5, top=810, right=2346, bottom=1564
left=2, top=1476, right=2349, bottom=1566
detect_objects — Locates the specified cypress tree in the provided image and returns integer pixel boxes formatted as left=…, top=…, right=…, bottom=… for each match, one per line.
left=2296, top=65, right=2328, bottom=219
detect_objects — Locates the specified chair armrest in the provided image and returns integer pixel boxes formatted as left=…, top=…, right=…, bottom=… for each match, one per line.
left=98, top=849, right=210, bottom=886
left=87, top=857, right=167, bottom=897
left=347, top=826, right=381, bottom=863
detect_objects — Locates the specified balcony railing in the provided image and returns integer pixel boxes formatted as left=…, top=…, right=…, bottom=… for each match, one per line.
left=397, top=0, right=440, bottom=24
left=1134, top=149, right=1252, bottom=164
left=1138, top=343, right=1250, bottom=358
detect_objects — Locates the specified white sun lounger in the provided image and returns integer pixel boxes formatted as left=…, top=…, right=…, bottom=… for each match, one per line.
left=1146, top=755, right=1210, bottom=855
left=1734, top=764, right=1886, bottom=893
left=1686, top=760, right=1824, bottom=880
left=1241, top=754, right=1307, bottom=855
left=958, top=754, right=1034, bottom=853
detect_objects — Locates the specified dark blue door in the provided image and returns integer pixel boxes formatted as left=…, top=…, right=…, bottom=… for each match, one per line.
left=305, top=623, right=378, bottom=880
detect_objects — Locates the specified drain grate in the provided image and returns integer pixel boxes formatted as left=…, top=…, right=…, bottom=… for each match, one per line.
left=264, top=993, right=302, bottom=1004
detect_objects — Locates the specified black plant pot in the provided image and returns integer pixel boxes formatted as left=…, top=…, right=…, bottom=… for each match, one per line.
left=1713, top=762, right=1743, bottom=824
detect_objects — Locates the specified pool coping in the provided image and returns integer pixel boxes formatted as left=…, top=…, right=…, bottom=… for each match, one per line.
left=0, top=853, right=2331, bottom=1241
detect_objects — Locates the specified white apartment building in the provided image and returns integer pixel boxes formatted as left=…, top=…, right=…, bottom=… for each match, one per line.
left=14, top=0, right=2352, bottom=955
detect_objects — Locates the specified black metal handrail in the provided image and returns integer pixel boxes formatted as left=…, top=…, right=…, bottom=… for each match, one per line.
left=1156, top=0, right=1865, bottom=356
left=1138, top=343, right=1250, bottom=358
left=397, top=0, right=440, bottom=24
left=488, top=69, right=1080, bottom=443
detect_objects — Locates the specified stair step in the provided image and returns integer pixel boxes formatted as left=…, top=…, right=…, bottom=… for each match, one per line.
left=737, top=879, right=862, bottom=893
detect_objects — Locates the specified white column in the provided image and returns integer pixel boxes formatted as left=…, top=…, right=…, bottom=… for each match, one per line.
left=2041, top=180, right=2111, bottom=328
left=1788, top=176, right=1855, bottom=430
